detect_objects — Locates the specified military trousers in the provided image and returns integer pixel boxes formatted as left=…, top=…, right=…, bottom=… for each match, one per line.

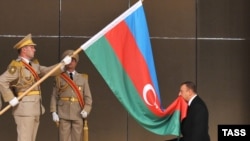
left=14, top=115, right=40, bottom=141
left=59, top=118, right=83, bottom=141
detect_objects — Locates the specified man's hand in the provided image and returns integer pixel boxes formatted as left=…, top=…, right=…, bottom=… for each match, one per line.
left=52, top=112, right=60, bottom=122
left=80, top=110, right=88, bottom=118
left=62, top=55, right=72, bottom=65
left=9, top=97, right=19, bottom=107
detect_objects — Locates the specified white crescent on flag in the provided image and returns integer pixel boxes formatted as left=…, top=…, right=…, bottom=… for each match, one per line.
left=143, top=84, right=159, bottom=109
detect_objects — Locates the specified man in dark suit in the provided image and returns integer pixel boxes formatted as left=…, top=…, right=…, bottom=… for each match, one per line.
left=178, top=81, right=210, bottom=141
left=167, top=81, right=210, bottom=141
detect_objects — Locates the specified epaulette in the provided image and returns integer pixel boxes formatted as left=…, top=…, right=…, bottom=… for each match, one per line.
left=31, top=59, right=39, bottom=64
left=82, top=73, right=88, bottom=79
left=7, top=60, right=23, bottom=74
left=9, top=60, right=23, bottom=67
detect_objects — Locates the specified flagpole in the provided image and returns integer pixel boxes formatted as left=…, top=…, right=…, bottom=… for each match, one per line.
left=0, top=0, right=144, bottom=116
left=0, top=48, right=83, bottom=116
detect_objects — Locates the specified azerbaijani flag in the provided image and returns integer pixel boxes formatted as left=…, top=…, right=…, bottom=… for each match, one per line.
left=81, top=0, right=187, bottom=136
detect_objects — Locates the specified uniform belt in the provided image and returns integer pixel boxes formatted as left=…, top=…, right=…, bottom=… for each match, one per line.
left=18, top=90, right=40, bottom=96
left=60, top=97, right=79, bottom=102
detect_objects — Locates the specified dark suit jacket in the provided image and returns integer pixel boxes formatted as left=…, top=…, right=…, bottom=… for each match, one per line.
left=181, top=95, right=210, bottom=141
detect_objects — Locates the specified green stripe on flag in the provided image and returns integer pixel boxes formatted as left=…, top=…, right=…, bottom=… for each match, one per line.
left=84, top=36, right=182, bottom=136
left=84, top=36, right=147, bottom=113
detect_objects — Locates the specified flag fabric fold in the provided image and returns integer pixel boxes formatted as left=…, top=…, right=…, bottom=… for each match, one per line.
left=81, top=0, right=188, bottom=136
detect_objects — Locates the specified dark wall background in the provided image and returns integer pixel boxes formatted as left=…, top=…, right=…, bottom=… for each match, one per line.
left=0, top=0, right=249, bottom=141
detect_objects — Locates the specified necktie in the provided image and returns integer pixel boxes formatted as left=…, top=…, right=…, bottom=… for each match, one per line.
left=69, top=72, right=73, bottom=80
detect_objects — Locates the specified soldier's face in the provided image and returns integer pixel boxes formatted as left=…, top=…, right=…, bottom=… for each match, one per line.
left=22, top=45, right=36, bottom=59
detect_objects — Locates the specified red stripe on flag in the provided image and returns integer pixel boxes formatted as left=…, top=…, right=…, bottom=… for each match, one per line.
left=105, top=21, right=164, bottom=116
left=164, top=96, right=188, bottom=120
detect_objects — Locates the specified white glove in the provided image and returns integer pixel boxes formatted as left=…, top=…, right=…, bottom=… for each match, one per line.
left=62, top=55, right=72, bottom=65
left=9, top=97, right=19, bottom=107
left=52, top=112, right=60, bottom=122
left=80, top=110, right=88, bottom=118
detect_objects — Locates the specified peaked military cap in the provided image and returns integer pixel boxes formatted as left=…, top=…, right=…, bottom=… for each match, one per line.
left=61, top=50, right=79, bottom=62
left=13, top=33, right=36, bottom=49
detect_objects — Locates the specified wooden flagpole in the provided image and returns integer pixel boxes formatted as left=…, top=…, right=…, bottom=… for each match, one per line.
left=0, top=47, right=83, bottom=115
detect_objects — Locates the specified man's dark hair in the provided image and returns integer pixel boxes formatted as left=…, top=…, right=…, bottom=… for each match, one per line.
left=180, top=81, right=197, bottom=93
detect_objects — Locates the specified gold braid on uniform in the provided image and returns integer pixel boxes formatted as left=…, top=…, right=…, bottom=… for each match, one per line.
left=10, top=60, right=35, bottom=89
left=55, top=75, right=69, bottom=93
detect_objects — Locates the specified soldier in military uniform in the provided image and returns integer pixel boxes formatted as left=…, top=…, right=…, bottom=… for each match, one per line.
left=0, top=33, right=72, bottom=141
left=50, top=50, right=92, bottom=141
